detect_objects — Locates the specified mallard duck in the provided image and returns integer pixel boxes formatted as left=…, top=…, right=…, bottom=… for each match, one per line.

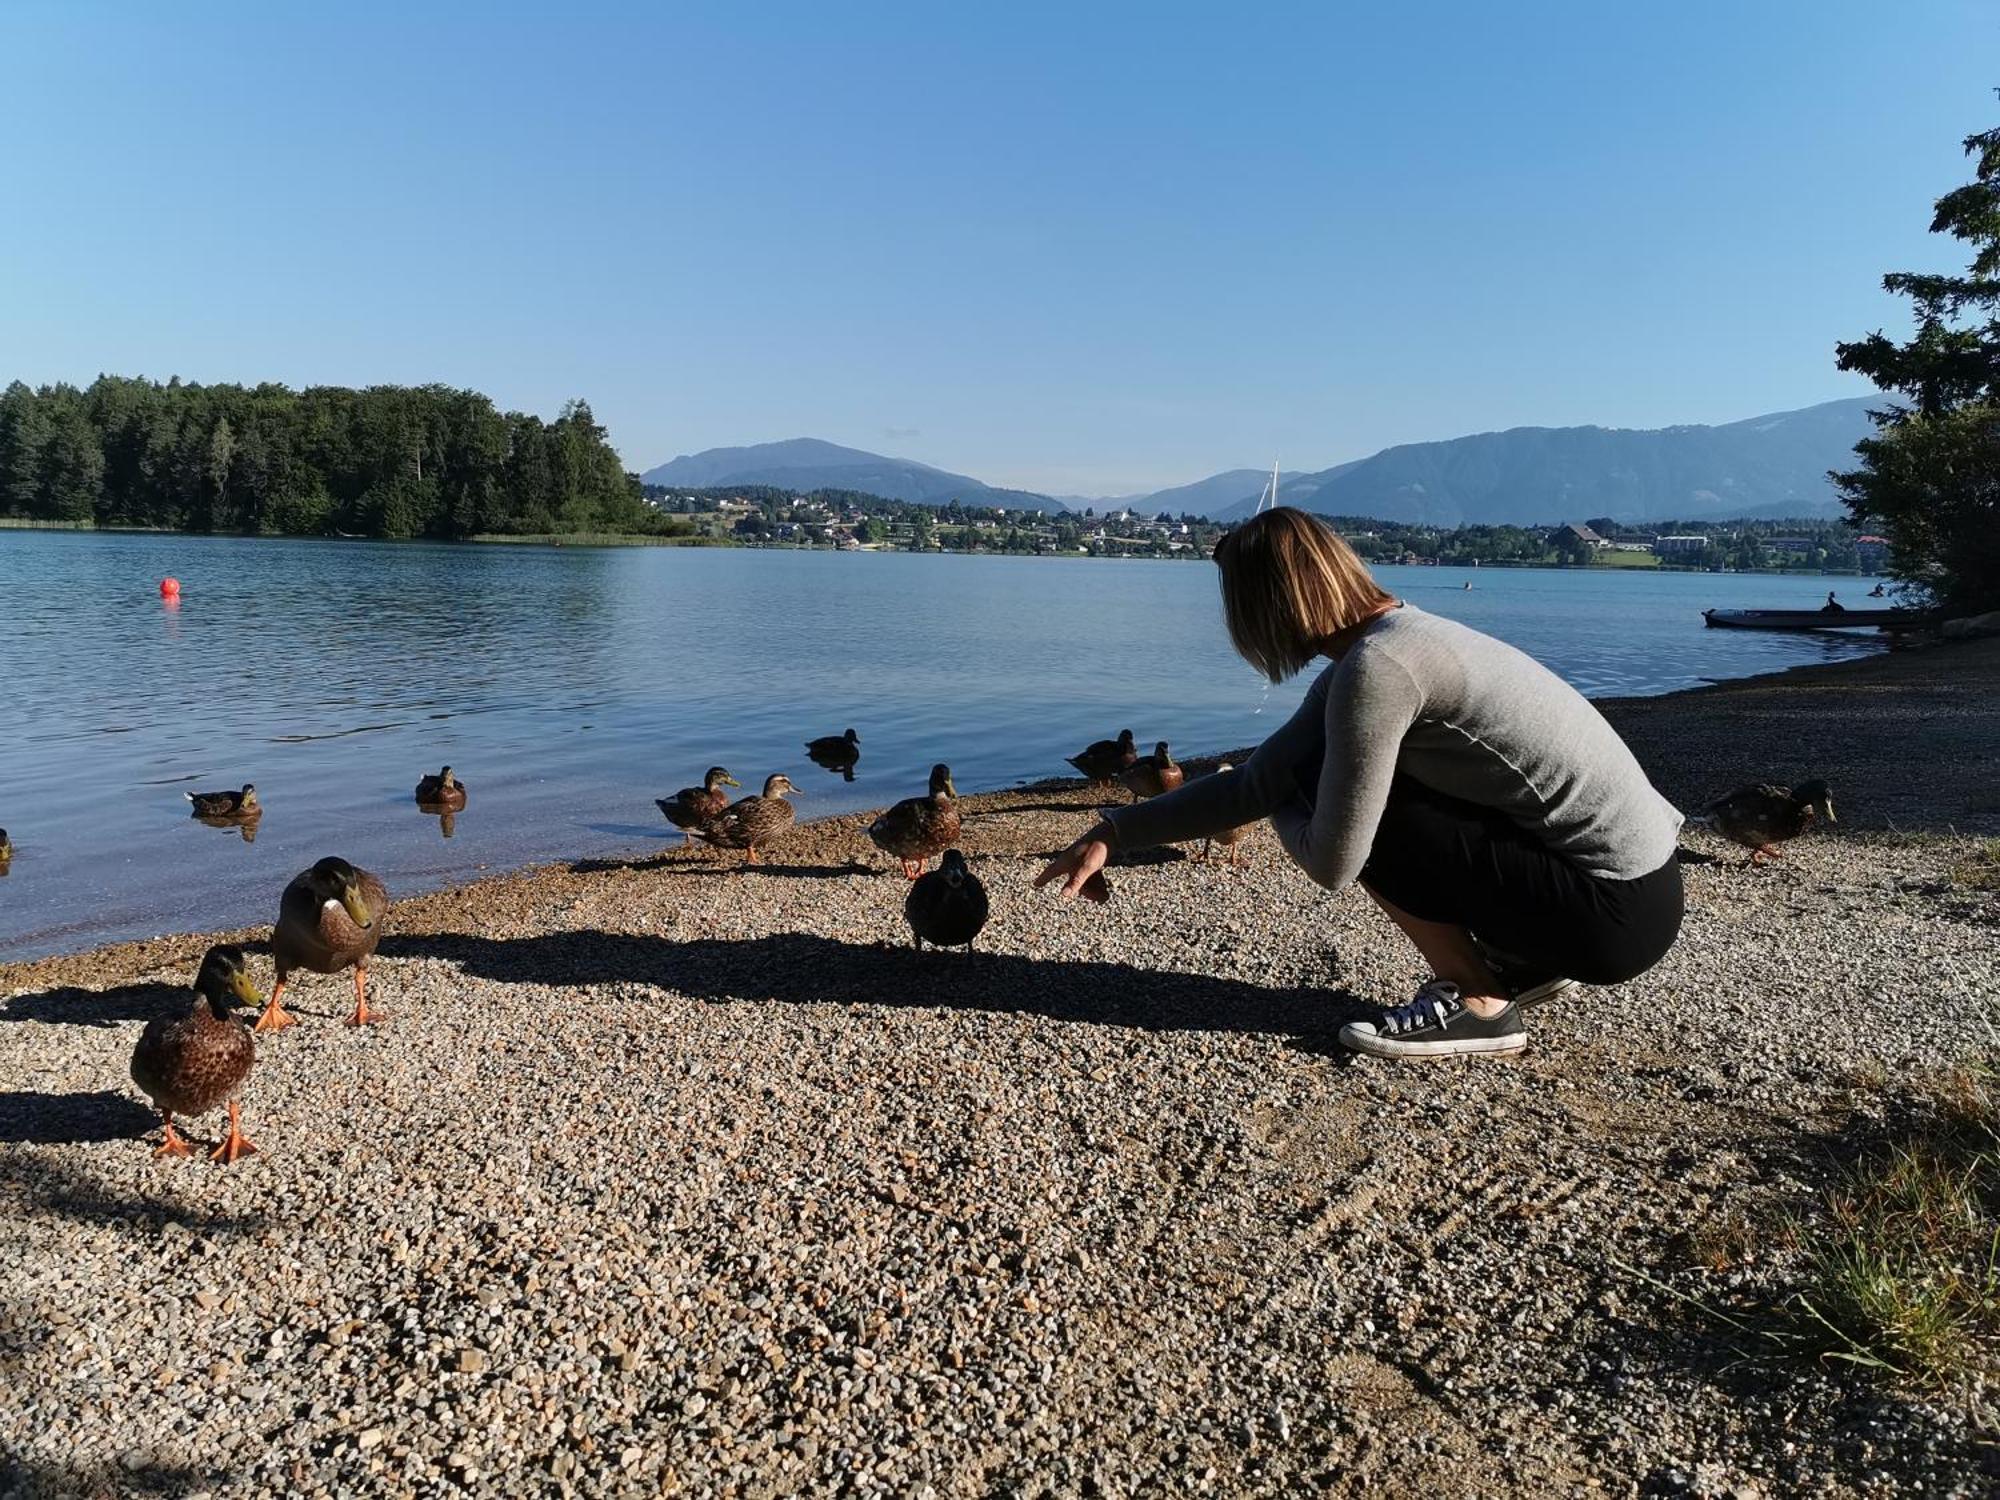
left=1197, top=763, right=1252, bottom=866
left=1067, top=729, right=1138, bottom=786
left=905, top=848, right=989, bottom=951
left=0, top=828, right=11, bottom=871
left=414, top=766, right=468, bottom=808
left=1703, top=780, right=1836, bottom=864
left=806, top=728, right=861, bottom=768
left=129, top=944, right=261, bottom=1163
left=259, top=856, right=389, bottom=1031
left=657, top=767, right=741, bottom=844
left=868, top=764, right=961, bottom=878
left=185, top=784, right=258, bottom=818
left=702, top=775, right=800, bottom=863
left=1120, top=742, right=1184, bottom=802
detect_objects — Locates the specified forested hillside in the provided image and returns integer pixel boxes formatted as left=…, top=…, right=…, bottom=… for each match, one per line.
left=0, top=376, right=675, bottom=538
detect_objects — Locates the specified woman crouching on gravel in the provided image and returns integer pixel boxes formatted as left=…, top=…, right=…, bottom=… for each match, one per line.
left=1034, top=507, right=1685, bottom=1059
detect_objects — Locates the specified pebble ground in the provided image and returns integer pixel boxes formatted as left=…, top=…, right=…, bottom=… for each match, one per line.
left=2, top=639, right=1997, bottom=1499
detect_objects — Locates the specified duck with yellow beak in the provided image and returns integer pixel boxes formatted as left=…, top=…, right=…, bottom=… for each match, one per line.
left=258, top=856, right=390, bottom=1031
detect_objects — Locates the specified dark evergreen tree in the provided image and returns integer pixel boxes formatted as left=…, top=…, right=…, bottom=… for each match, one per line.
left=1834, top=108, right=2000, bottom=610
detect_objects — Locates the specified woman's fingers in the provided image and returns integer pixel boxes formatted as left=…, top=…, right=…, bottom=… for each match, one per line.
left=1034, top=838, right=1110, bottom=899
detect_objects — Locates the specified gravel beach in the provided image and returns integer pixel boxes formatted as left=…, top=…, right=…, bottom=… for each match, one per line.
left=3, top=639, right=1997, bottom=1499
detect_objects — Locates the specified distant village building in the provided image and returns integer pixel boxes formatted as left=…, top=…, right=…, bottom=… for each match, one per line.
left=1766, top=535, right=1815, bottom=555
left=1558, top=522, right=1609, bottom=549
left=1652, top=535, right=1708, bottom=556
left=1855, top=534, right=1890, bottom=569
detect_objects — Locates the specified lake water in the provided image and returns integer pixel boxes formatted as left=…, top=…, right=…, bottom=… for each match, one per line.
left=0, top=531, right=1890, bottom=959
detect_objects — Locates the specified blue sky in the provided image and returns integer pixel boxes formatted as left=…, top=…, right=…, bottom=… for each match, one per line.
left=1, top=2, right=1991, bottom=495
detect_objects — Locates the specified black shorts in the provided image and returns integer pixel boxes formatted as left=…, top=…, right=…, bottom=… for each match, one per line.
left=1355, top=776, right=1684, bottom=986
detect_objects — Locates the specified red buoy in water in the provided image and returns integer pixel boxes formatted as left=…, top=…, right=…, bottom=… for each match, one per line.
left=159, top=577, right=181, bottom=598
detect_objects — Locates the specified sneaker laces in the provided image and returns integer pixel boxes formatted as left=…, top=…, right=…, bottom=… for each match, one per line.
left=1375, top=980, right=1463, bottom=1037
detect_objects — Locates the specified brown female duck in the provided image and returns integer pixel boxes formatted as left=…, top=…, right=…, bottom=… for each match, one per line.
left=185, top=784, right=259, bottom=818
left=1120, top=742, right=1184, bottom=802
left=1197, top=763, right=1253, bottom=865
left=703, top=775, right=800, bottom=863
left=657, top=767, right=740, bottom=843
left=868, top=763, right=961, bottom=878
left=1067, top=729, right=1138, bottom=786
left=904, top=848, right=989, bottom=951
left=1703, top=779, right=1836, bottom=864
left=258, top=856, right=390, bottom=1031
left=130, top=944, right=262, bottom=1163
left=414, top=766, right=469, bottom=809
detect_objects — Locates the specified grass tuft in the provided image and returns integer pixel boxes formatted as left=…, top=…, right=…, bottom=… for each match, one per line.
left=1784, top=1065, right=2000, bottom=1394
left=1947, top=840, right=2000, bottom=891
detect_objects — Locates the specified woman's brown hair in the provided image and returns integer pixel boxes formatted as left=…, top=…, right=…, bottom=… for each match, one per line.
left=1212, top=507, right=1396, bottom=681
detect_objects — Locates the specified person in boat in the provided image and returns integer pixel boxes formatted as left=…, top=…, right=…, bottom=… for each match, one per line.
left=1821, top=591, right=1845, bottom=614
left=1034, top=507, right=1685, bottom=1060
left=1868, top=583, right=1886, bottom=598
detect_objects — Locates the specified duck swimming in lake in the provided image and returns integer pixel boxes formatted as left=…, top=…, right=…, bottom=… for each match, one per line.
left=129, top=944, right=262, bottom=1164
left=657, top=767, right=740, bottom=844
left=260, top=856, right=390, bottom=1031
left=1702, top=779, right=1836, bottom=865
left=869, top=764, right=961, bottom=878
left=414, top=766, right=468, bottom=808
left=702, top=775, right=800, bottom=864
left=806, top=728, right=861, bottom=769
left=905, top=849, right=989, bottom=951
left=185, top=784, right=258, bottom=818
left=1067, top=730, right=1138, bottom=787
left=1120, top=742, right=1184, bottom=802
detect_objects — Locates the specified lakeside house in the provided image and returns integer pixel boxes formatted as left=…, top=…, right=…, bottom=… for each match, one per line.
left=1653, top=535, right=1708, bottom=556
left=1558, top=522, right=1609, bottom=549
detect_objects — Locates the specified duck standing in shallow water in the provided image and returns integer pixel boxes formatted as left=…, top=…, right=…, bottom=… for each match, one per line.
left=869, top=764, right=961, bottom=878
left=703, top=775, right=799, bottom=864
left=1702, top=780, right=1836, bottom=864
left=0, top=828, right=10, bottom=873
left=905, top=849, right=989, bottom=951
left=260, top=856, right=390, bottom=1031
left=1120, top=742, right=1184, bottom=802
left=186, top=784, right=258, bottom=818
left=130, top=944, right=262, bottom=1163
left=1067, top=730, right=1138, bottom=787
left=414, top=766, right=469, bottom=809
left=657, top=767, right=740, bottom=845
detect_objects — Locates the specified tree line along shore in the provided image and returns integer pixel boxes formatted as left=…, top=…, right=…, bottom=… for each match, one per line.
left=0, top=375, right=1876, bottom=572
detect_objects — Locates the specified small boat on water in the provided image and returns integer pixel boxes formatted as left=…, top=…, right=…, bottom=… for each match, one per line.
left=1702, top=607, right=1933, bottom=632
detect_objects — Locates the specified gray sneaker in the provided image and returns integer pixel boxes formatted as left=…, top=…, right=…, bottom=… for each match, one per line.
left=1340, top=980, right=1527, bottom=1059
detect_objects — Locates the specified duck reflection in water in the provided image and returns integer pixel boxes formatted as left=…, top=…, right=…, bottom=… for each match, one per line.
left=193, top=810, right=261, bottom=844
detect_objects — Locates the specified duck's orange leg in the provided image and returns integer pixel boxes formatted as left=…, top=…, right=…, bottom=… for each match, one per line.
left=345, top=967, right=384, bottom=1026
left=208, top=1099, right=258, bottom=1165
left=153, top=1111, right=192, bottom=1159
left=252, top=979, right=297, bottom=1034
left=746, top=845, right=761, bottom=865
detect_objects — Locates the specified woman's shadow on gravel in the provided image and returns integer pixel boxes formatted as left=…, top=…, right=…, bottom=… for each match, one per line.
left=396, top=929, right=1373, bottom=1041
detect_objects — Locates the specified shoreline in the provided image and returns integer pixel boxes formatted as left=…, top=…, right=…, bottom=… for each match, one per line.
left=2, top=520, right=1889, bottom=575
left=4, top=634, right=1990, bottom=989
left=2, top=635, right=1996, bottom=1494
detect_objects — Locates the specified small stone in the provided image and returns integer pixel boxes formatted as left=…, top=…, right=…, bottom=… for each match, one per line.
left=684, top=1392, right=709, bottom=1418
left=358, top=1427, right=385, bottom=1451
left=458, top=1349, right=488, bottom=1374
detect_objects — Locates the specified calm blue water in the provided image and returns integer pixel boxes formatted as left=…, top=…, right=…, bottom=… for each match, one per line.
left=0, top=532, right=1889, bottom=958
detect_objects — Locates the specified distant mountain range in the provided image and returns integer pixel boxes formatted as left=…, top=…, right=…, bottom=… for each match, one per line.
left=639, top=437, right=1056, bottom=511
left=643, top=396, right=1877, bottom=526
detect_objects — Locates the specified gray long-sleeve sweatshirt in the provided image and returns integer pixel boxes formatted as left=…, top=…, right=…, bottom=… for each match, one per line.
left=1102, top=605, right=1683, bottom=890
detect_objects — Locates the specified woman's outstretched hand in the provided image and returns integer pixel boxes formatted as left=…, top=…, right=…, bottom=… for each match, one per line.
left=1033, top=822, right=1115, bottom=903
